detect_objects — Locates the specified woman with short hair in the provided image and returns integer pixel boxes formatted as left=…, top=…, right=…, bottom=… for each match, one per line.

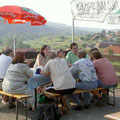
left=2, top=52, right=34, bottom=109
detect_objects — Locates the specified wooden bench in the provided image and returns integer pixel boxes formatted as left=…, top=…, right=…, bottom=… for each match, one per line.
left=44, top=87, right=116, bottom=107
left=104, top=112, right=120, bottom=120
left=74, top=87, right=105, bottom=94
left=0, top=90, right=32, bottom=120
left=44, top=87, right=105, bottom=97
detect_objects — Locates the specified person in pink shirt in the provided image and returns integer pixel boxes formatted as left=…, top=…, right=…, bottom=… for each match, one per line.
left=90, top=50, right=118, bottom=106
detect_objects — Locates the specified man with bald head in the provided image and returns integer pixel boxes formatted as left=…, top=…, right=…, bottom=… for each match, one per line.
left=0, top=47, right=13, bottom=104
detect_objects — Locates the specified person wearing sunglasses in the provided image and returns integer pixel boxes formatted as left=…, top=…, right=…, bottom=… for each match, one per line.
left=66, top=42, right=79, bottom=67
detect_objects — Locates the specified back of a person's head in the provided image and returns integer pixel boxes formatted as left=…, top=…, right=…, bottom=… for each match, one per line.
left=49, top=52, right=56, bottom=60
left=64, top=49, right=70, bottom=57
left=2, top=47, right=13, bottom=56
left=78, top=51, right=86, bottom=58
left=91, top=50, right=102, bottom=59
left=12, top=52, right=25, bottom=64
left=89, top=48, right=99, bottom=54
left=70, top=42, right=78, bottom=49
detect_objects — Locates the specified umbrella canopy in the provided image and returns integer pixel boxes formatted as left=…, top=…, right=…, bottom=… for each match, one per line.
left=0, top=5, right=47, bottom=25
left=0, top=5, right=47, bottom=52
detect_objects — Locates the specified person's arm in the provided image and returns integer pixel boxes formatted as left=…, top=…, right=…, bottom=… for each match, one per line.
left=7, top=56, right=13, bottom=64
left=41, top=60, right=51, bottom=76
left=36, top=54, right=45, bottom=66
left=24, top=59, right=33, bottom=66
left=24, top=65, right=33, bottom=78
left=66, top=52, right=72, bottom=67
left=93, top=61, right=98, bottom=73
left=41, top=71, right=50, bottom=76
left=67, top=63, right=72, bottom=67
left=38, top=54, right=43, bottom=66
left=70, top=63, right=78, bottom=75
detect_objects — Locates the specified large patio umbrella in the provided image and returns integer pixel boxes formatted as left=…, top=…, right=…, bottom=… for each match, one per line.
left=0, top=5, right=47, bottom=53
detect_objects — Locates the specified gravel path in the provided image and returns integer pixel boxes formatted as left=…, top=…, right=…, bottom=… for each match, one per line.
left=0, top=89, right=120, bottom=120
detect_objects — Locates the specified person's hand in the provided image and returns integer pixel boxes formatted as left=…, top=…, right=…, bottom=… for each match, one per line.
left=68, top=63, right=72, bottom=67
left=37, top=86, right=46, bottom=93
left=77, top=79, right=81, bottom=82
left=37, top=86, right=43, bottom=93
left=25, top=59, right=33, bottom=65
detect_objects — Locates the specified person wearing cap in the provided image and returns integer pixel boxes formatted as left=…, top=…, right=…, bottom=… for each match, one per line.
left=41, top=49, right=76, bottom=94
left=41, top=50, right=87, bottom=111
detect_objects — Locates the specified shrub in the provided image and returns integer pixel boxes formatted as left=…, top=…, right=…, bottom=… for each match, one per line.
left=108, top=49, right=114, bottom=55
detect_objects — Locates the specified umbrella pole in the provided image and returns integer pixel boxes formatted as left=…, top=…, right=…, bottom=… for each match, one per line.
left=13, top=23, right=16, bottom=54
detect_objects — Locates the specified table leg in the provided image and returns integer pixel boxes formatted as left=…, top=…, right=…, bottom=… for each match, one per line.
left=35, top=88, right=37, bottom=109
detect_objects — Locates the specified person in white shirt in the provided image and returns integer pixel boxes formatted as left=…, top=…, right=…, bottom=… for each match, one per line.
left=34, top=45, right=50, bottom=72
left=41, top=49, right=76, bottom=94
left=41, top=50, right=89, bottom=111
left=41, top=49, right=76, bottom=113
left=0, top=47, right=13, bottom=103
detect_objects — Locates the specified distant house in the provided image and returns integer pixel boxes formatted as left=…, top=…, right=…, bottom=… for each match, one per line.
left=98, top=41, right=120, bottom=48
left=105, top=34, right=113, bottom=40
left=16, top=48, right=37, bottom=53
left=16, top=48, right=38, bottom=59
left=103, top=46, right=120, bottom=54
left=114, top=32, right=120, bottom=36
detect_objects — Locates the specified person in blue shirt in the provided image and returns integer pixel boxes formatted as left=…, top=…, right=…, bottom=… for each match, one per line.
left=70, top=51, right=98, bottom=109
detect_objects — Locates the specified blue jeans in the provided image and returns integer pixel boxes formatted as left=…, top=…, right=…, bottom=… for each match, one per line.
left=72, top=81, right=98, bottom=105
left=28, top=75, right=50, bottom=90
left=97, top=80, right=117, bottom=88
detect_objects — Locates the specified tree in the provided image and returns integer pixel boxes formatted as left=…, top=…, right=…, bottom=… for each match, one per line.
left=3, top=35, right=30, bottom=49
left=81, top=43, right=87, bottom=48
left=59, top=36, right=65, bottom=40
left=3, top=36, right=13, bottom=48
left=108, top=49, right=114, bottom=55
left=100, top=30, right=106, bottom=38
left=101, top=30, right=106, bottom=35
left=80, top=37, right=84, bottom=41
left=107, top=30, right=112, bottom=35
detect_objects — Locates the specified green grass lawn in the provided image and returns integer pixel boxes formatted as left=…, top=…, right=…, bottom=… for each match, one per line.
left=117, top=84, right=120, bottom=88
left=116, top=72, right=120, bottom=75
left=23, top=35, right=97, bottom=50
left=111, top=62, right=120, bottom=66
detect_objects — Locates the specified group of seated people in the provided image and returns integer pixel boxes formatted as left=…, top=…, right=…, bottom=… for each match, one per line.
left=0, top=42, right=118, bottom=111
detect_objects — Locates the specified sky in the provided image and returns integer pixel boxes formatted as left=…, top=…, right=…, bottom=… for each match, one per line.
left=0, top=0, right=120, bottom=30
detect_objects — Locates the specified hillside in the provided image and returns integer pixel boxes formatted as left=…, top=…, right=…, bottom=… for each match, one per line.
left=0, top=21, right=104, bottom=38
